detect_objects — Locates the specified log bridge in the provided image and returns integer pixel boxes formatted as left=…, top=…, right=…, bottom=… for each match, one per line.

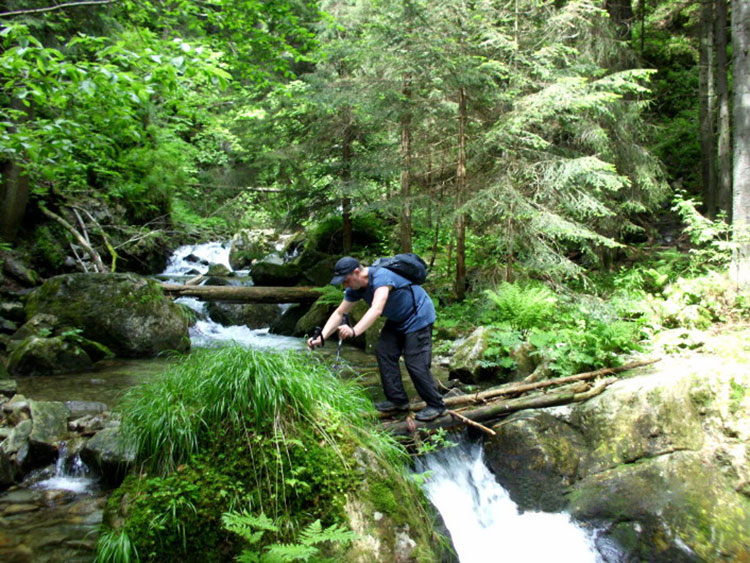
left=381, top=358, right=661, bottom=436
left=161, top=283, right=323, bottom=304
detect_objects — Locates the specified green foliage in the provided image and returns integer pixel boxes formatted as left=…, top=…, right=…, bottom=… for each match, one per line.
left=480, top=328, right=524, bottom=371
left=94, top=530, right=139, bottom=563
left=414, top=428, right=457, bottom=456
left=671, top=191, right=734, bottom=272
left=729, top=378, right=746, bottom=415
left=312, top=286, right=344, bottom=307
left=118, top=347, right=380, bottom=475
left=483, top=283, right=557, bottom=334
left=102, top=348, right=442, bottom=561
left=223, top=510, right=356, bottom=563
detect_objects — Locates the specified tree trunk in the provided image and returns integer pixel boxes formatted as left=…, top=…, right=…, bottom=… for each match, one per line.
left=700, top=0, right=717, bottom=217
left=0, top=99, right=31, bottom=242
left=732, top=0, right=750, bottom=288
left=716, top=0, right=732, bottom=219
left=342, top=108, right=354, bottom=255
left=161, top=284, right=323, bottom=303
left=455, top=86, right=468, bottom=301
left=604, top=0, right=634, bottom=40
left=399, top=75, right=413, bottom=253
left=0, top=160, right=29, bottom=242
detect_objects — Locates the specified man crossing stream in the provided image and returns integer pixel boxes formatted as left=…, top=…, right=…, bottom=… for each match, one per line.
left=307, top=255, right=447, bottom=422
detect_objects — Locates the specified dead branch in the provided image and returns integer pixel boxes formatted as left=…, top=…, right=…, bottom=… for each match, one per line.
left=40, top=205, right=107, bottom=273
left=0, top=0, right=118, bottom=17
left=447, top=410, right=496, bottom=436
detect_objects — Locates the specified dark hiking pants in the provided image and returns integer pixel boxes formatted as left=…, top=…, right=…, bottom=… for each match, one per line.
left=375, top=322, right=445, bottom=409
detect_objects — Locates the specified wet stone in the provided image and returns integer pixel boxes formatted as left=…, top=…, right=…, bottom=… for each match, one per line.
left=0, top=489, right=39, bottom=505
left=0, top=380, right=16, bottom=398
left=3, top=504, right=39, bottom=516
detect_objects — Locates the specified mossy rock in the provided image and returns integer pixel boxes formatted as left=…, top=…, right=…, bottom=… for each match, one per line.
left=206, top=302, right=281, bottom=328
left=250, top=260, right=302, bottom=287
left=24, top=273, right=189, bottom=358
left=568, top=451, right=750, bottom=562
left=294, top=300, right=335, bottom=337
left=484, top=412, right=585, bottom=512
left=448, top=327, right=495, bottom=384
left=7, top=335, right=95, bottom=376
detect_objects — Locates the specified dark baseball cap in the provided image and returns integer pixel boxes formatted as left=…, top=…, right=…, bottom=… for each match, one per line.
left=330, top=256, right=360, bottom=285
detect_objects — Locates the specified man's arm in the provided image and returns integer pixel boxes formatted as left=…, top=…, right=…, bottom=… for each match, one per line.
left=337, top=285, right=391, bottom=340
left=307, top=299, right=356, bottom=349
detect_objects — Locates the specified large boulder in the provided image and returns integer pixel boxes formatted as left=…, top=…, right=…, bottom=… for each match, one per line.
left=7, top=335, right=96, bottom=376
left=24, top=273, right=189, bottom=358
left=28, top=400, right=70, bottom=465
left=250, top=256, right=303, bottom=286
left=483, top=334, right=750, bottom=561
left=206, top=302, right=280, bottom=328
left=448, top=327, right=493, bottom=384
left=81, top=425, right=135, bottom=486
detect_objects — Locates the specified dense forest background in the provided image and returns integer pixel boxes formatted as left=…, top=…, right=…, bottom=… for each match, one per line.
left=1, top=0, right=749, bottom=295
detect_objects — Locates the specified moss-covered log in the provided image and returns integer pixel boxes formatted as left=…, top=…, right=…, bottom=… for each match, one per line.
left=161, top=283, right=323, bottom=303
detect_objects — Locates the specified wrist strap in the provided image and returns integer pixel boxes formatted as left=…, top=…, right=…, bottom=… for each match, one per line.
left=352, top=327, right=357, bottom=338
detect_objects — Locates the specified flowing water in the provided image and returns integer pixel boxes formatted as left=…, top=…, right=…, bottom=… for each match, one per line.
left=417, top=438, right=606, bottom=562
left=3, top=241, right=614, bottom=562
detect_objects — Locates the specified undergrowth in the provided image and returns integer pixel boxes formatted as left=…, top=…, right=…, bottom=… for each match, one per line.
left=100, top=347, right=440, bottom=562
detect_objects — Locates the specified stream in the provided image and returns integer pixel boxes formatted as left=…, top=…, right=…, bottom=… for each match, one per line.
left=2, top=242, right=610, bottom=562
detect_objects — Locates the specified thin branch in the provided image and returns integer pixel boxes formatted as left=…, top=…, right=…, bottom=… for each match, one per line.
left=0, top=0, right=118, bottom=17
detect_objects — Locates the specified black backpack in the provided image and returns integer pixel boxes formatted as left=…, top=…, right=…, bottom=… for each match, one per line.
left=372, top=253, right=428, bottom=285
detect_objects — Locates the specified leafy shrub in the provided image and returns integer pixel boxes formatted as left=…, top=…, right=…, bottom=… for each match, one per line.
left=483, top=282, right=557, bottom=334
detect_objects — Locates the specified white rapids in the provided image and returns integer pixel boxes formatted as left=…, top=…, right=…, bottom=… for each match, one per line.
left=416, top=439, right=602, bottom=563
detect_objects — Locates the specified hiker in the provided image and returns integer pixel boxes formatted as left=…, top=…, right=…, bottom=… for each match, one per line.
left=307, top=256, right=447, bottom=422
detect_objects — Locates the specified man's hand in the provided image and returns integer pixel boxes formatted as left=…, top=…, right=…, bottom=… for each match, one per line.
left=337, top=325, right=357, bottom=340
left=307, top=336, right=323, bottom=349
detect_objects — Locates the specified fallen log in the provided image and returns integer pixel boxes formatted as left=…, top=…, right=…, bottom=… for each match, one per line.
left=378, top=357, right=660, bottom=419
left=382, top=378, right=615, bottom=435
left=161, top=284, right=323, bottom=304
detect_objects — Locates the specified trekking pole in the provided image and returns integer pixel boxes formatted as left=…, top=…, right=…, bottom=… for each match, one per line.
left=334, top=313, right=352, bottom=367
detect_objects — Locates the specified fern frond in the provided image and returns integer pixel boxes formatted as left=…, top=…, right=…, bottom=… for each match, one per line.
left=298, top=520, right=357, bottom=546
left=261, top=543, right=318, bottom=562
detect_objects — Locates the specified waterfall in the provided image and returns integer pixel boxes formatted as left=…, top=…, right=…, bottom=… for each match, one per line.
left=32, top=443, right=97, bottom=494
left=163, top=242, right=303, bottom=351
left=416, top=437, right=603, bottom=563
left=163, top=241, right=233, bottom=276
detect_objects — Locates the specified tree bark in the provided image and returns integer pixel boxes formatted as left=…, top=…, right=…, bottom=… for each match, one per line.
left=161, top=284, right=323, bottom=303
left=716, top=0, right=732, bottom=219
left=700, top=0, right=717, bottom=217
left=455, top=86, right=468, bottom=301
left=732, top=0, right=750, bottom=288
left=399, top=75, right=413, bottom=253
left=342, top=107, right=354, bottom=255
left=0, top=160, right=29, bottom=242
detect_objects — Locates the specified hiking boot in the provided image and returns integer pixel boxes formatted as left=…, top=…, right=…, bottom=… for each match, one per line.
left=415, top=405, right=447, bottom=422
left=374, top=400, right=410, bottom=413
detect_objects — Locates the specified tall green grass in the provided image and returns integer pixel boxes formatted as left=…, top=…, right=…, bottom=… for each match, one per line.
left=118, top=346, right=400, bottom=475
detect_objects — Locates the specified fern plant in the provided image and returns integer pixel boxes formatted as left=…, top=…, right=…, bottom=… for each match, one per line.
left=222, top=510, right=357, bottom=563
left=484, top=283, right=558, bottom=334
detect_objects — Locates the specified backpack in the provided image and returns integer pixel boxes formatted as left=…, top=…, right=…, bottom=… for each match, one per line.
left=372, top=253, right=428, bottom=285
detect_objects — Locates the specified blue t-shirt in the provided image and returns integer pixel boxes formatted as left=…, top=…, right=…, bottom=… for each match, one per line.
left=344, top=267, right=435, bottom=333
